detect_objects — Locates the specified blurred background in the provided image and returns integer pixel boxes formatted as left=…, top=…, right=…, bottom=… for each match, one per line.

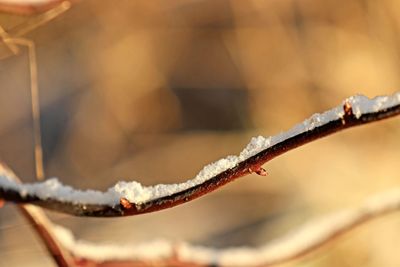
left=0, top=0, right=400, bottom=266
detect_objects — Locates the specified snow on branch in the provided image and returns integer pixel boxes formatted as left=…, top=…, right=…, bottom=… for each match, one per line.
left=29, top=185, right=400, bottom=266
left=0, top=92, right=399, bottom=217
left=178, top=188, right=400, bottom=267
left=10, top=158, right=400, bottom=267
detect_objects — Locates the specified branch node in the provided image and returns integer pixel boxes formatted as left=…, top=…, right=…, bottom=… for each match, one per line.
left=249, top=166, right=268, bottom=176
left=119, top=198, right=132, bottom=209
left=341, top=101, right=353, bottom=124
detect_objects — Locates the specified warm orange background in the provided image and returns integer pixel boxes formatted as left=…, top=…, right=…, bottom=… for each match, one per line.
left=0, top=1, right=399, bottom=266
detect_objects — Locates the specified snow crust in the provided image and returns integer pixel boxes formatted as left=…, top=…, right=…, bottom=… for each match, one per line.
left=53, top=225, right=173, bottom=261
left=178, top=187, right=400, bottom=266
left=347, top=92, right=400, bottom=118
left=0, top=92, right=399, bottom=205
left=52, top=188, right=400, bottom=265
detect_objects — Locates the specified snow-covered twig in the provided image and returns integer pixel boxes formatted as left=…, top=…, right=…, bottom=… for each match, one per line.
left=14, top=161, right=400, bottom=267
left=7, top=162, right=400, bottom=266
left=54, top=188, right=400, bottom=267
left=0, top=92, right=399, bottom=217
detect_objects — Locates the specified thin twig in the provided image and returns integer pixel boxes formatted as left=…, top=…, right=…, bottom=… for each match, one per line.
left=6, top=164, right=400, bottom=267
left=19, top=205, right=74, bottom=267
left=0, top=164, right=73, bottom=266
left=10, top=160, right=400, bottom=267
left=174, top=188, right=400, bottom=266
left=0, top=93, right=399, bottom=216
left=7, top=1, right=72, bottom=37
left=1, top=2, right=72, bottom=178
left=0, top=0, right=72, bottom=16
left=0, top=25, right=19, bottom=55
left=6, top=37, right=45, bottom=180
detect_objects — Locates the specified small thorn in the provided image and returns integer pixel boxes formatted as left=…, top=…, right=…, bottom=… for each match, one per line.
left=120, top=198, right=132, bottom=209
left=255, top=167, right=268, bottom=176
left=248, top=166, right=268, bottom=176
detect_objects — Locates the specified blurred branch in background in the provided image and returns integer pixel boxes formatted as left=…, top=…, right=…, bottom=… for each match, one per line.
left=0, top=0, right=72, bottom=15
left=4, top=162, right=400, bottom=267
left=0, top=1, right=73, bottom=181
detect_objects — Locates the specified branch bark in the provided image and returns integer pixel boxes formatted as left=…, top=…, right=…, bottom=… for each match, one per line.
left=19, top=179, right=400, bottom=267
left=0, top=94, right=399, bottom=217
left=12, top=169, right=400, bottom=267
left=0, top=165, right=74, bottom=266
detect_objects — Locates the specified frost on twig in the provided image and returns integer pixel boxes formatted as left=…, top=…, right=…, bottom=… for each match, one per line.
left=0, top=92, right=399, bottom=216
left=42, top=187, right=400, bottom=266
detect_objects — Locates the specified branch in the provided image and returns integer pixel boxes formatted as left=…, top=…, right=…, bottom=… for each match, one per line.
left=19, top=205, right=75, bottom=266
left=30, top=186, right=400, bottom=266
left=0, top=92, right=399, bottom=217
left=3, top=37, right=45, bottom=180
left=0, top=0, right=71, bottom=15
left=5, top=1, right=72, bottom=38
left=9, top=162, right=400, bottom=266
left=0, top=165, right=74, bottom=266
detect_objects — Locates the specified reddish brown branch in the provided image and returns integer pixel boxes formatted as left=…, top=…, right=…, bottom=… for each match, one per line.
left=0, top=165, right=73, bottom=266
left=19, top=205, right=74, bottom=266
left=0, top=99, right=399, bottom=217
left=10, top=169, right=400, bottom=267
